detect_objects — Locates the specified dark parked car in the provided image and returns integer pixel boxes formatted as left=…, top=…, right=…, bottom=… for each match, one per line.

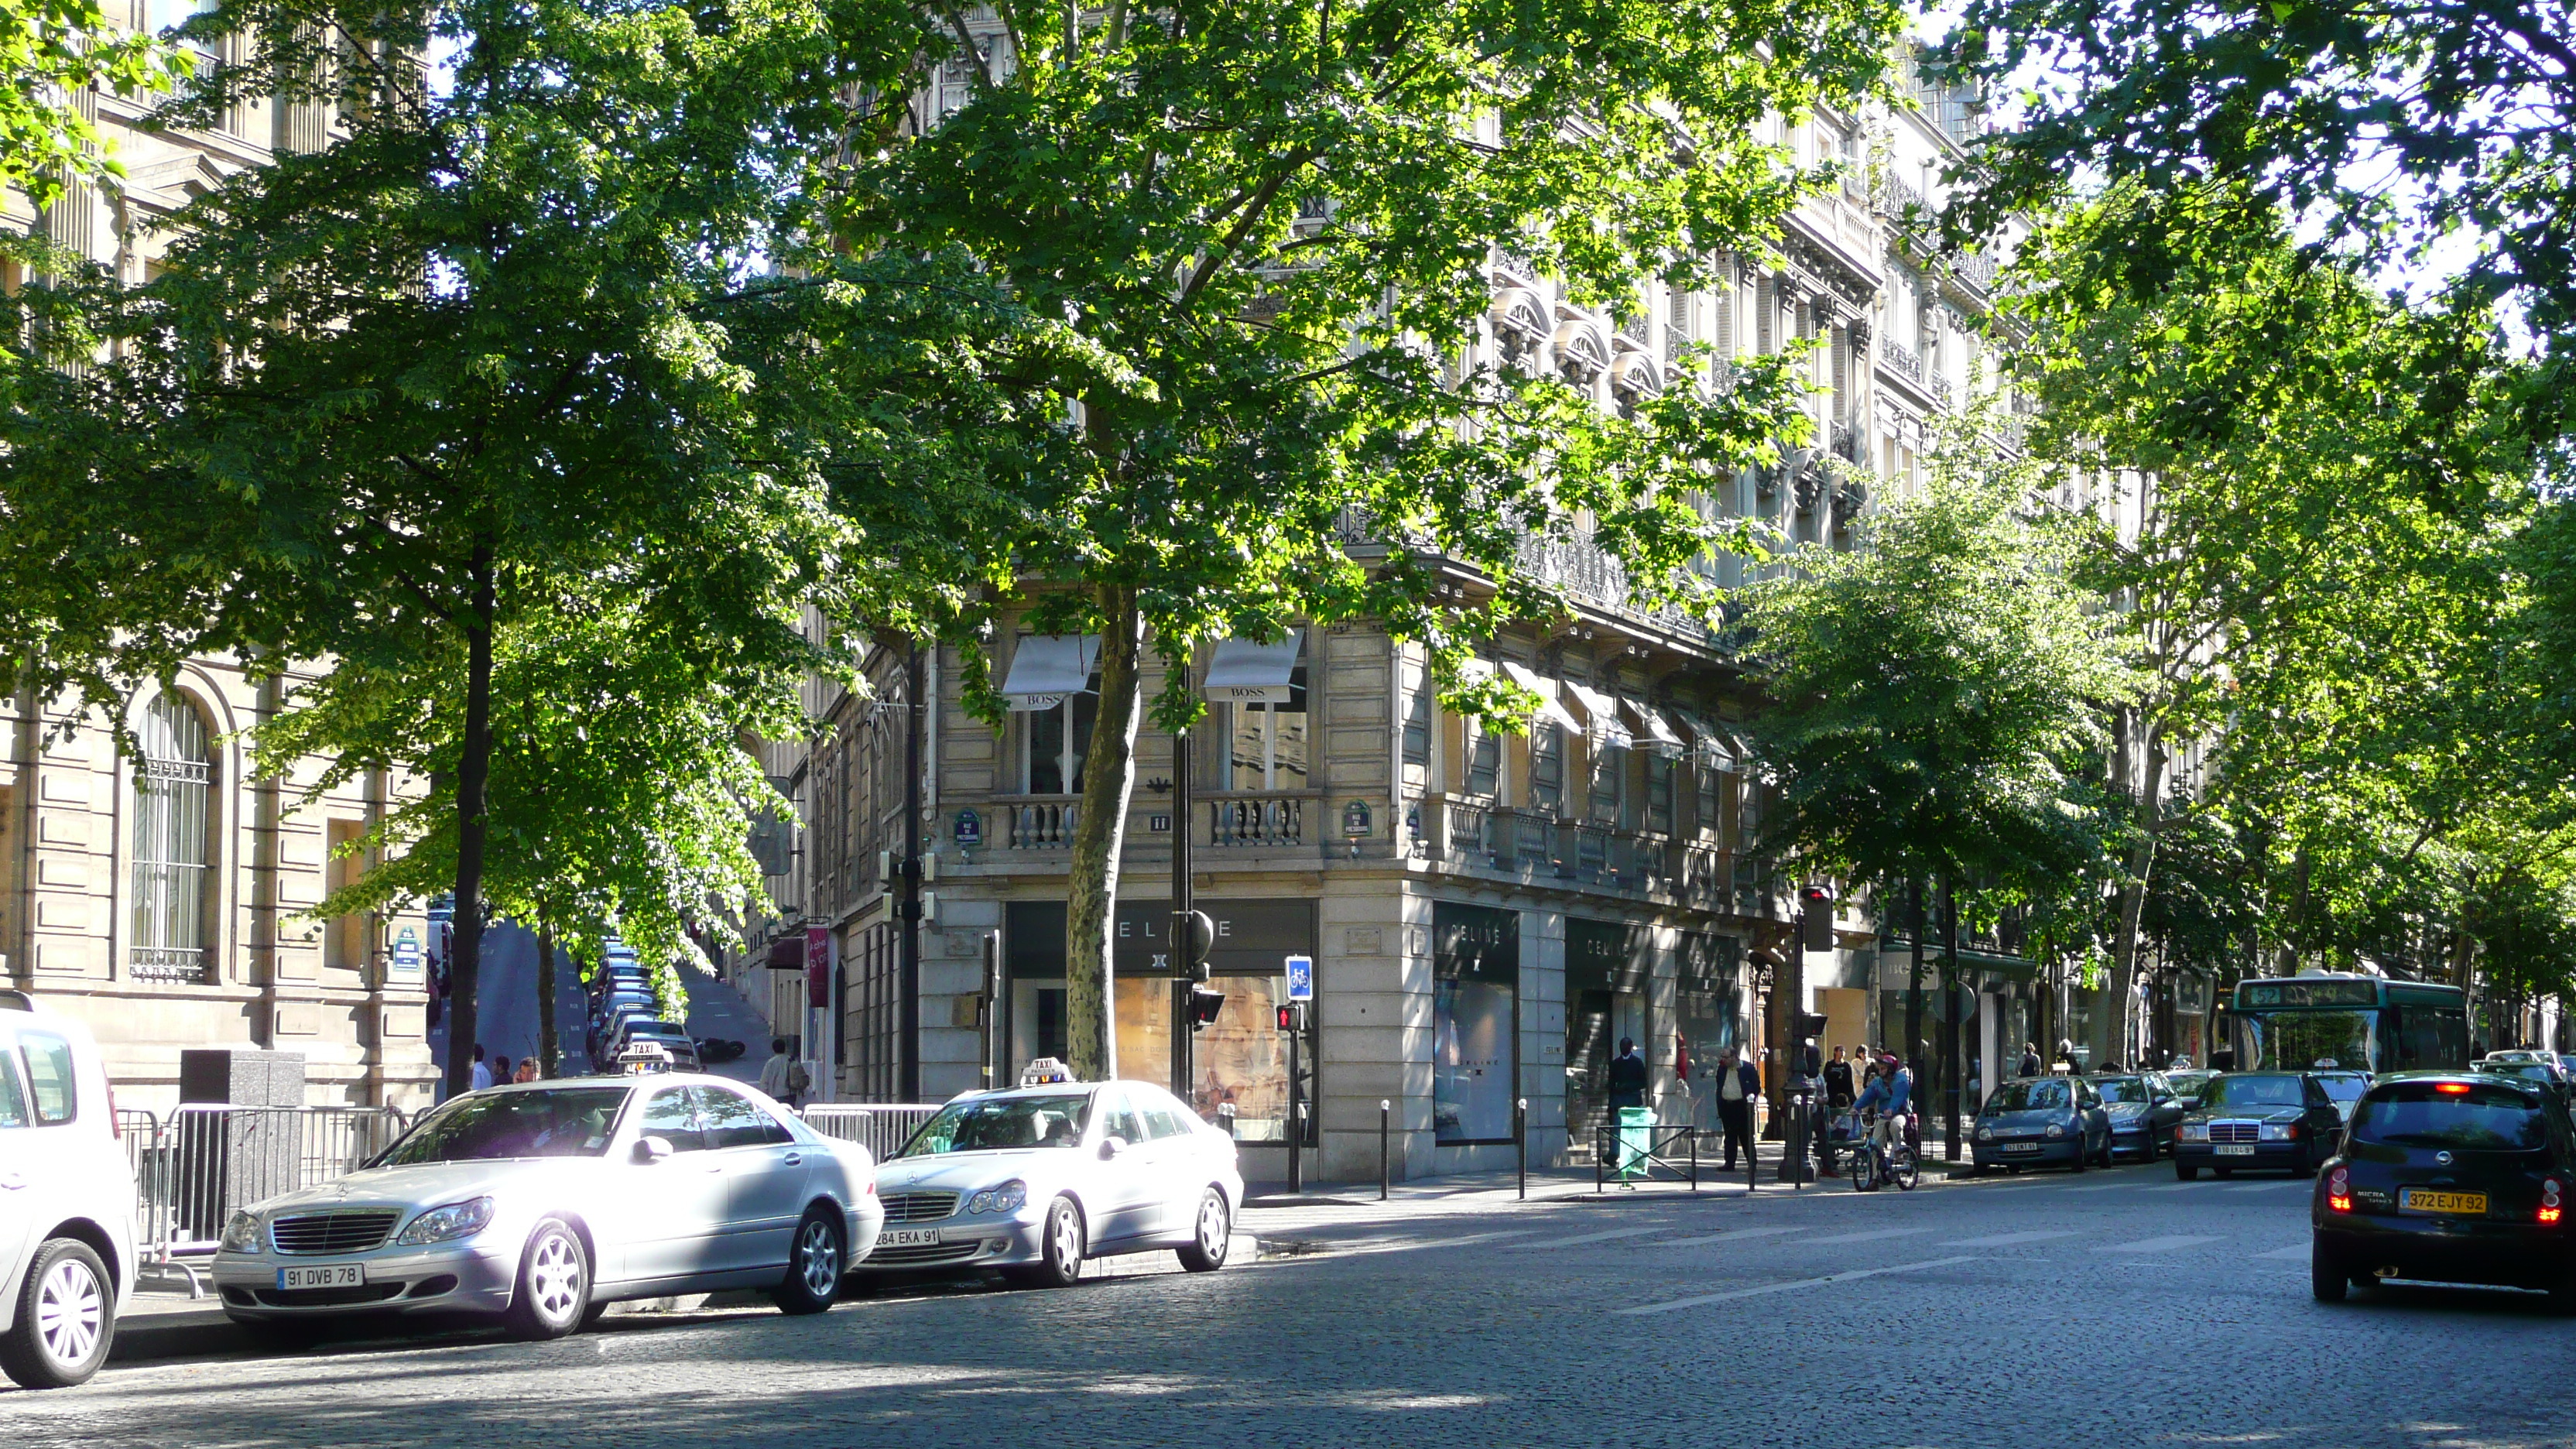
left=2312, top=1072, right=2576, bottom=1308
left=2314, top=1070, right=2372, bottom=1124
left=2093, top=1074, right=2187, bottom=1161
left=2473, top=1056, right=2571, bottom=1109
left=2174, top=1072, right=2344, bottom=1180
left=2164, top=1070, right=2218, bottom=1109
left=1972, top=1076, right=2112, bottom=1173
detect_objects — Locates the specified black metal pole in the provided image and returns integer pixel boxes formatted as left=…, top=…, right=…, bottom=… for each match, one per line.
left=1379, top=1099, right=1390, bottom=1201
left=899, top=639, right=923, bottom=1102
left=1516, top=1098, right=1528, bottom=1200
left=1171, top=717, right=1193, bottom=1099
left=1943, top=876, right=1963, bottom=1162
left=1286, top=1016, right=1303, bottom=1194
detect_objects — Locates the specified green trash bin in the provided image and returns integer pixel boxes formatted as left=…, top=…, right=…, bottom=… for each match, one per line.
left=1616, top=1106, right=1655, bottom=1180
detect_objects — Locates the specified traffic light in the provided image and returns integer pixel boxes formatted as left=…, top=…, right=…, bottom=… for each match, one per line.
left=1800, top=885, right=1834, bottom=951
left=1275, top=1002, right=1310, bottom=1033
left=1187, top=984, right=1227, bottom=1033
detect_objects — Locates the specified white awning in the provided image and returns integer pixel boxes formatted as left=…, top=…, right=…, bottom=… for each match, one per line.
left=1625, top=701, right=1687, bottom=757
left=1561, top=680, right=1632, bottom=749
left=999, top=634, right=1098, bottom=711
left=1201, top=635, right=1301, bottom=704
left=1500, top=663, right=1585, bottom=735
left=1671, top=710, right=1736, bottom=769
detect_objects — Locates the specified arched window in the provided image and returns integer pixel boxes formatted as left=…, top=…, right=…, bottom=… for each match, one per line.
left=130, top=693, right=213, bottom=981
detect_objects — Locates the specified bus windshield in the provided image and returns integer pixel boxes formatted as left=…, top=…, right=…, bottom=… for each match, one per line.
left=2239, top=1011, right=2373, bottom=1074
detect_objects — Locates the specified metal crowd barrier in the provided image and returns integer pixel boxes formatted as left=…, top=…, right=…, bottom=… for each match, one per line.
left=1591, top=1119, right=1706, bottom=1194
left=799, top=1103, right=940, bottom=1160
left=119, top=1104, right=411, bottom=1296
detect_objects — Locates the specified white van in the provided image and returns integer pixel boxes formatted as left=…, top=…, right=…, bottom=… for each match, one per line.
left=0, top=992, right=139, bottom=1388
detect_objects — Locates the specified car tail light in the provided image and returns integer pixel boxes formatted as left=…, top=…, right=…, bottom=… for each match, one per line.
left=2544, top=1178, right=2564, bottom=1225
left=2437, top=1083, right=2471, bottom=1094
left=2327, top=1166, right=2351, bottom=1214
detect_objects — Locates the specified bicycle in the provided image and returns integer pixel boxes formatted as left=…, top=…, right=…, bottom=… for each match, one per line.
left=1848, top=1110, right=1922, bottom=1193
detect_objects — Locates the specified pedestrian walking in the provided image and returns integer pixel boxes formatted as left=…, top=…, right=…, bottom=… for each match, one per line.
left=1824, top=1046, right=1855, bottom=1108
left=470, top=1046, right=492, bottom=1092
left=2019, top=1042, right=2042, bottom=1078
left=1607, top=1037, right=1648, bottom=1109
left=515, top=1057, right=541, bottom=1084
left=491, top=1055, right=512, bottom=1086
left=1800, top=1036, right=1823, bottom=1081
left=1714, top=1047, right=1759, bottom=1170
left=759, top=1037, right=793, bottom=1098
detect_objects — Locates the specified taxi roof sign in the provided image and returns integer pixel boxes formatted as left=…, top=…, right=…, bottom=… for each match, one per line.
left=618, top=1040, right=676, bottom=1074
left=1020, top=1057, right=1076, bottom=1087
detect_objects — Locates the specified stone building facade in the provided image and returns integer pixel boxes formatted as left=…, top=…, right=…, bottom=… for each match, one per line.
left=2, top=10, right=437, bottom=1112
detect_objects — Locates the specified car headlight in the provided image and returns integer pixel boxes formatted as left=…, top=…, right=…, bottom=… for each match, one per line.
left=392, top=1196, right=495, bottom=1246
left=220, top=1211, right=264, bottom=1253
left=966, top=1180, right=1028, bottom=1215
left=1975, top=1126, right=1992, bottom=1142
left=2260, top=1122, right=2298, bottom=1141
left=2044, top=1123, right=2064, bottom=1138
left=2179, top=1124, right=2209, bottom=1142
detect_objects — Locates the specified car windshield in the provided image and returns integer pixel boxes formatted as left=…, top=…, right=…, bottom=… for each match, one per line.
left=2093, top=1077, right=2149, bottom=1104
left=2315, top=1074, right=2369, bottom=1101
left=2351, top=1083, right=2547, bottom=1151
left=2203, top=1075, right=2307, bottom=1108
left=896, top=1093, right=1093, bottom=1157
left=2166, top=1073, right=2213, bottom=1098
left=377, top=1088, right=630, bottom=1164
left=1985, top=1081, right=2068, bottom=1112
left=2482, top=1063, right=2556, bottom=1084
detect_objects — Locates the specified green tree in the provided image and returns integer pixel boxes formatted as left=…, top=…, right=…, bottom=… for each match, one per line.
left=2002, top=183, right=2536, bottom=1060
left=0, top=0, right=1074, bottom=1095
left=831, top=0, right=1900, bottom=1078
left=1746, top=408, right=2131, bottom=1115
left=0, top=0, right=182, bottom=209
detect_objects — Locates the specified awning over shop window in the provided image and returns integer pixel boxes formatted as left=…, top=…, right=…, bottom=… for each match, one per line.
left=1673, top=710, right=1745, bottom=769
left=1500, top=662, right=1585, bottom=735
left=999, top=634, right=1098, bottom=711
left=1201, top=635, right=1301, bottom=703
left=1561, top=680, right=1632, bottom=749
left=1624, top=700, right=1687, bottom=758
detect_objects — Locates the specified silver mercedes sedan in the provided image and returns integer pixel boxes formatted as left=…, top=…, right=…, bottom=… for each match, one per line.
left=855, top=1077, right=1243, bottom=1288
left=212, top=1074, right=882, bottom=1339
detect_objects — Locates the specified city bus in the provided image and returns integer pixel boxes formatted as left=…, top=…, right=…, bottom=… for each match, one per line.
left=2230, top=972, right=2470, bottom=1074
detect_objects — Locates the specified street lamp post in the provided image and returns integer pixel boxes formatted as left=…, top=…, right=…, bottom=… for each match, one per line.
left=898, top=638, right=923, bottom=1103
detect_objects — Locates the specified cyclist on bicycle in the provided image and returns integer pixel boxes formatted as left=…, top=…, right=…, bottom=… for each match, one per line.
left=1848, top=1053, right=1913, bottom=1173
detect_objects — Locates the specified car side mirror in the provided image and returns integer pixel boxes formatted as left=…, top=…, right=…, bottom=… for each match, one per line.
left=1098, top=1136, right=1127, bottom=1161
left=632, top=1135, right=673, bottom=1164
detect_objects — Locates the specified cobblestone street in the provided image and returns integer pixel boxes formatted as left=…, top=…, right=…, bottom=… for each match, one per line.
left=11, top=1163, right=2575, bottom=1449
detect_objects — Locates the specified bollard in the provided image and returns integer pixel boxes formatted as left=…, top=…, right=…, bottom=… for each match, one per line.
left=1379, top=1099, right=1391, bottom=1201
left=1516, top=1098, right=1528, bottom=1200
left=1690, top=1123, right=1699, bottom=1194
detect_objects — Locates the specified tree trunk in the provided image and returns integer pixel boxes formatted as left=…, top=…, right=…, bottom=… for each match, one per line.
left=444, top=545, right=495, bottom=1101
left=1941, top=875, right=1961, bottom=1160
left=1906, top=879, right=1925, bottom=1073
left=2102, top=718, right=2167, bottom=1070
left=536, top=921, right=559, bottom=1079
left=1062, top=587, right=1146, bottom=1083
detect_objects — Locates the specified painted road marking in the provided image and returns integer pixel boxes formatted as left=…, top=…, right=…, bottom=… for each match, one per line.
left=2098, top=1235, right=2225, bottom=1255
left=1510, top=1225, right=1669, bottom=1251
left=1656, top=1226, right=1801, bottom=1248
left=2254, top=1244, right=2311, bottom=1261
left=1941, top=1230, right=2083, bottom=1248
left=1807, top=1227, right=1935, bottom=1246
left=1613, top=1257, right=1978, bottom=1315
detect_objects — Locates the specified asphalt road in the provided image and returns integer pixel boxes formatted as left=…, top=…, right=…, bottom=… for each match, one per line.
left=426, top=926, right=766, bottom=1086
left=11, top=1161, right=2576, bottom=1448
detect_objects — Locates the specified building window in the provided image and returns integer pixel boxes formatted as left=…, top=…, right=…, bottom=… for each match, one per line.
left=325, top=817, right=367, bottom=971
left=1402, top=681, right=1430, bottom=767
left=1588, top=737, right=1625, bottom=827
left=1023, top=692, right=1098, bottom=794
left=1226, top=666, right=1308, bottom=790
left=1644, top=753, right=1675, bottom=834
left=1464, top=719, right=1500, bottom=799
left=129, top=692, right=212, bottom=981
left=1694, top=762, right=1721, bottom=839
left=1530, top=723, right=1564, bottom=815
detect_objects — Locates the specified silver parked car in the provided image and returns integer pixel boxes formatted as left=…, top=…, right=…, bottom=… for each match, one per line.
left=0, top=994, right=139, bottom=1388
left=858, top=1077, right=1244, bottom=1288
left=213, top=1075, right=882, bottom=1340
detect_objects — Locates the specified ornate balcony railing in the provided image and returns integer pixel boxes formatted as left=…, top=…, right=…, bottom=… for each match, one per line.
left=1882, top=339, right=1925, bottom=385
left=1207, top=792, right=1309, bottom=848
left=1003, top=797, right=1080, bottom=849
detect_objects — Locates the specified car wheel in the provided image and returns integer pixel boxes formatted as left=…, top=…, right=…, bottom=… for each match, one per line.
left=2175, top=1163, right=2197, bottom=1181
left=2311, top=1241, right=2348, bottom=1303
left=1005, top=1197, right=1084, bottom=1290
left=502, top=1218, right=591, bottom=1341
left=2069, top=1142, right=2085, bottom=1173
left=1177, top=1189, right=1231, bottom=1273
left=0, top=1238, right=115, bottom=1389
left=2142, top=1132, right=2159, bottom=1164
left=774, top=1209, right=845, bottom=1315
